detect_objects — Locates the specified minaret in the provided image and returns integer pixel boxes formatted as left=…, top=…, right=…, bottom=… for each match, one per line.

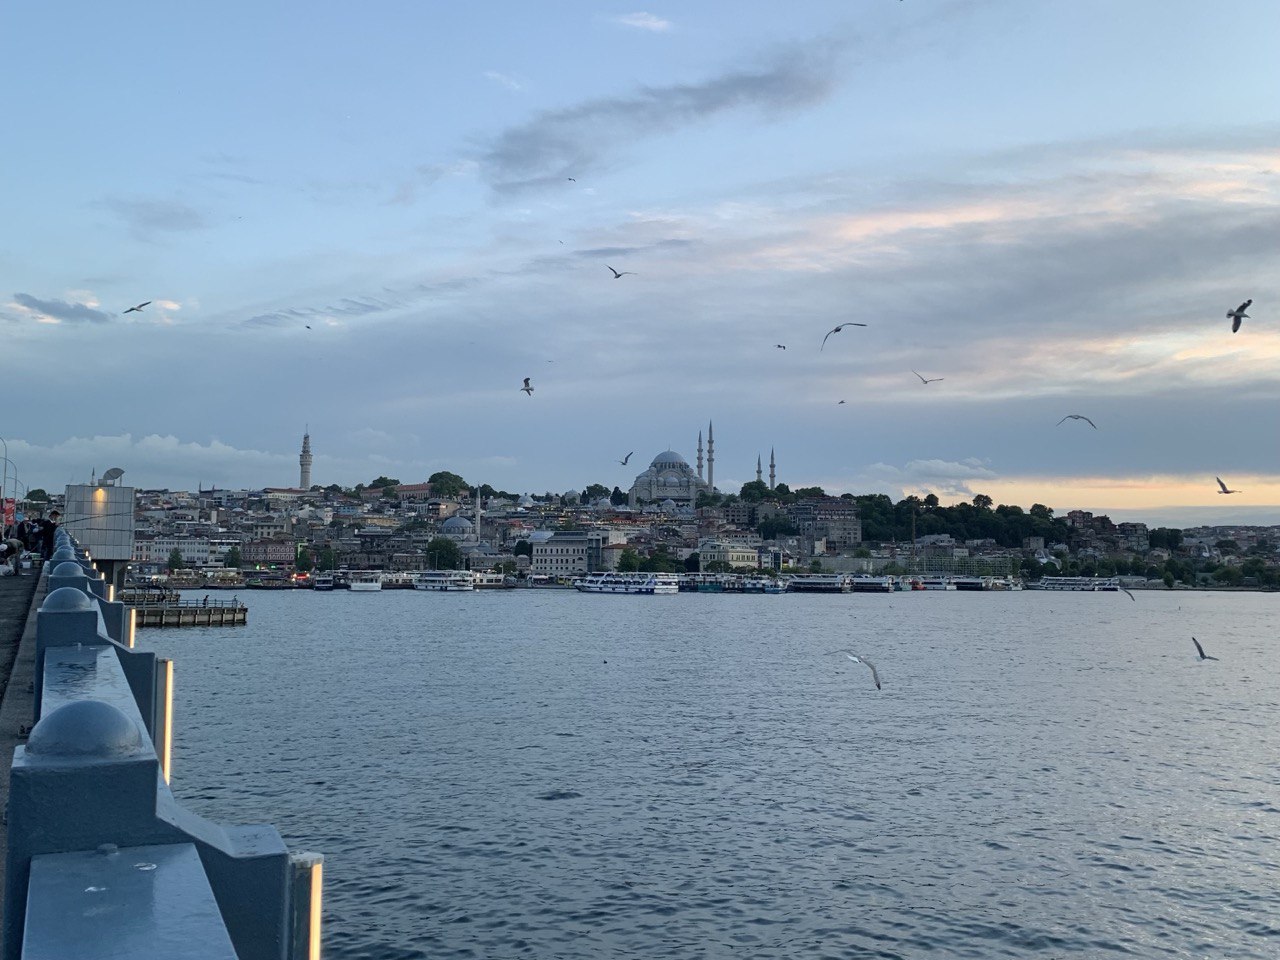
left=696, top=430, right=704, bottom=480
left=756, top=455, right=763, bottom=483
left=769, top=448, right=776, bottom=490
left=299, top=429, right=313, bottom=490
left=707, top=420, right=715, bottom=492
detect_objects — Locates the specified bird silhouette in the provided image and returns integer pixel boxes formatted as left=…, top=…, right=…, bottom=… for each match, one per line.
left=775, top=344, right=786, bottom=350
left=839, top=652, right=881, bottom=689
left=1227, top=298, right=1251, bottom=333
left=821, top=322, right=867, bottom=350
left=1057, top=414, right=1098, bottom=429
left=618, top=451, right=633, bottom=465
left=123, top=301, right=151, bottom=314
left=912, top=370, right=943, bottom=384
left=1215, top=476, right=1240, bottom=494
left=606, top=265, right=635, bottom=279
left=1191, top=636, right=1219, bottom=661
left=521, top=378, right=533, bottom=395
left=566, top=177, right=576, bottom=182
left=837, top=400, right=846, bottom=405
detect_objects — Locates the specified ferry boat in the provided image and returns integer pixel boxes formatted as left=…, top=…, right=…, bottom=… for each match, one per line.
left=573, top=572, right=679, bottom=594
left=762, top=579, right=788, bottom=594
left=951, top=576, right=986, bottom=592
left=786, top=574, right=849, bottom=593
left=1034, top=576, right=1120, bottom=592
left=847, top=575, right=895, bottom=593
left=918, top=576, right=956, bottom=591
left=982, top=577, right=1024, bottom=591
left=470, top=571, right=510, bottom=589
left=312, top=573, right=335, bottom=592
left=347, top=572, right=383, bottom=592
left=414, top=571, right=475, bottom=592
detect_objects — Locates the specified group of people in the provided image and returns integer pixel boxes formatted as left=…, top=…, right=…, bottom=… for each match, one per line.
left=0, top=510, right=60, bottom=576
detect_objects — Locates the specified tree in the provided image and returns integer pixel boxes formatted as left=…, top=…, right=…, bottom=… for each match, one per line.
left=425, top=537, right=462, bottom=570
left=583, top=483, right=609, bottom=501
left=167, top=548, right=185, bottom=571
left=296, top=547, right=314, bottom=572
left=512, top=540, right=533, bottom=557
left=616, top=548, right=640, bottom=572
left=368, top=476, right=400, bottom=489
left=758, top=516, right=798, bottom=540
left=972, top=493, right=993, bottom=510
left=223, top=546, right=242, bottom=568
left=923, top=493, right=940, bottom=509
left=809, top=559, right=823, bottom=573
left=792, top=486, right=825, bottom=499
left=1214, top=539, right=1239, bottom=552
left=428, top=471, right=468, bottom=497
left=317, top=547, right=336, bottom=571
left=1029, top=503, right=1053, bottom=520
left=611, top=486, right=628, bottom=506
left=703, top=559, right=730, bottom=573
left=26, top=488, right=50, bottom=503
left=684, top=551, right=700, bottom=572
left=739, top=480, right=771, bottom=502
left=773, top=482, right=791, bottom=497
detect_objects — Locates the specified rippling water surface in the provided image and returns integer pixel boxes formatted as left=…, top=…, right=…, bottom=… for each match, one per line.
left=138, top=589, right=1280, bottom=959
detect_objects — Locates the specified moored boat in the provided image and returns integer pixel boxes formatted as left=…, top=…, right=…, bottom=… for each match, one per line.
left=347, top=572, right=383, bottom=592
left=414, top=571, right=475, bottom=591
left=574, top=572, right=679, bottom=594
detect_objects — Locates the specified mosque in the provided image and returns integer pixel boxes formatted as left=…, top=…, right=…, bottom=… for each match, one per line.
left=627, top=422, right=777, bottom=509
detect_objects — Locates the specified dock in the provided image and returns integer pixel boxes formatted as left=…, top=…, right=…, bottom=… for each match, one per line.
left=132, top=597, right=247, bottom=627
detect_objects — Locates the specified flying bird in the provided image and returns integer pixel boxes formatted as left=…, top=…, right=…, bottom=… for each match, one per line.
left=1057, top=414, right=1098, bottom=429
left=566, top=178, right=576, bottom=182
left=837, top=400, right=846, bottom=405
left=775, top=344, right=786, bottom=350
left=821, top=322, right=867, bottom=350
left=1215, top=476, right=1240, bottom=495
left=618, top=451, right=633, bottom=466
left=1191, top=636, right=1219, bottom=662
left=606, top=265, right=635, bottom=279
left=841, top=652, right=881, bottom=690
left=122, top=301, right=151, bottom=314
left=1227, top=298, right=1251, bottom=333
left=1121, top=587, right=1135, bottom=601
left=521, top=377, right=533, bottom=395
left=912, top=370, right=943, bottom=384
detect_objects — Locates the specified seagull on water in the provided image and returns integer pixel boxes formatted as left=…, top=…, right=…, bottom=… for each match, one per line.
left=1057, top=414, right=1098, bottom=429
left=606, top=265, right=635, bottom=279
left=1227, top=298, right=1251, bottom=333
left=1215, top=476, right=1240, bottom=495
left=618, top=451, right=633, bottom=466
left=123, top=301, right=151, bottom=314
left=521, top=377, right=534, bottom=395
left=821, top=322, right=867, bottom=350
left=1191, top=636, right=1219, bottom=661
left=839, top=652, right=881, bottom=690
left=912, top=370, right=943, bottom=384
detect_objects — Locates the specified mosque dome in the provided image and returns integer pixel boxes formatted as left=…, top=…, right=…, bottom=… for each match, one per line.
left=650, top=451, right=688, bottom=471
left=661, top=498, right=678, bottom=512
left=441, top=516, right=474, bottom=533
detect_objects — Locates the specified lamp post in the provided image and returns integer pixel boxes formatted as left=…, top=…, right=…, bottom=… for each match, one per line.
left=0, top=437, right=8, bottom=506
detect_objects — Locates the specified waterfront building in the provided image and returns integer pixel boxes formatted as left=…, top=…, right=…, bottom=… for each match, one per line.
left=699, top=540, right=761, bottom=571
left=530, top=530, right=625, bottom=576
left=788, top=497, right=863, bottom=551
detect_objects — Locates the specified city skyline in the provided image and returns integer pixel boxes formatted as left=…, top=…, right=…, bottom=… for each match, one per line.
left=3, top=1, right=1277, bottom=529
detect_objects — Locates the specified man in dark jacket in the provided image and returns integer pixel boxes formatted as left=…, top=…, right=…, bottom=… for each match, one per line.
left=40, top=510, right=60, bottom=561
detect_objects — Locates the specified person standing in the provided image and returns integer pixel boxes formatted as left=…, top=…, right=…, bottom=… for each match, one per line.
left=40, top=510, right=60, bottom=561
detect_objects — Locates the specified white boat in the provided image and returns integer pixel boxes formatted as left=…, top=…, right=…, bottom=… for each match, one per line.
left=312, top=573, right=335, bottom=592
left=786, top=574, right=849, bottom=593
left=918, top=576, right=956, bottom=591
left=573, top=572, right=679, bottom=594
left=414, top=571, right=475, bottom=592
left=1036, top=576, right=1119, bottom=592
left=470, top=571, right=510, bottom=589
left=847, top=575, right=895, bottom=593
left=348, top=572, right=383, bottom=592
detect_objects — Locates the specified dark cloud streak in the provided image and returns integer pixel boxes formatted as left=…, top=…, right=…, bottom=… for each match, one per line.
left=480, top=39, right=846, bottom=193
left=13, top=293, right=112, bottom=324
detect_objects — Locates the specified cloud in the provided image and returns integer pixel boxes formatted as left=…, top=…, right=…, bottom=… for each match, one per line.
left=839, top=458, right=998, bottom=501
left=478, top=38, right=844, bottom=192
left=613, top=12, right=672, bottom=32
left=95, top=197, right=209, bottom=240
left=483, top=70, right=523, bottom=91
left=10, top=293, right=112, bottom=324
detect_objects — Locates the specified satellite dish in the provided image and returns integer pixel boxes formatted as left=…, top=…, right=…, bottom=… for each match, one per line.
left=100, top=467, right=125, bottom=485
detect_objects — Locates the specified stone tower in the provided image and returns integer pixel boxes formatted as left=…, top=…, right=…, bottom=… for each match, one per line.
left=707, top=421, right=715, bottom=492
left=299, top=429, right=313, bottom=490
left=769, top=447, right=776, bottom=490
left=756, top=455, right=763, bottom=484
left=696, top=430, right=704, bottom=480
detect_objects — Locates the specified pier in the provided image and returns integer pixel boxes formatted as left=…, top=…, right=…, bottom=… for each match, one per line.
left=133, top=597, right=248, bottom=628
left=0, top=537, right=320, bottom=959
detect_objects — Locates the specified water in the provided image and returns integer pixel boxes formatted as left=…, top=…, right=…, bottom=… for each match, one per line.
left=137, top=589, right=1280, bottom=959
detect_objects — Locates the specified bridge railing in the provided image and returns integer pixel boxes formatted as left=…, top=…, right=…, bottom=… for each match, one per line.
left=4, top=531, right=321, bottom=960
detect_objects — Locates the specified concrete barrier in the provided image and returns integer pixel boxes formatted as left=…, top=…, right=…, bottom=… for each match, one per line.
left=4, top=532, right=321, bottom=960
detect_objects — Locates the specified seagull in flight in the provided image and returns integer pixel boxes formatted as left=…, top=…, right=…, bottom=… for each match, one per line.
left=1227, top=298, right=1251, bottom=333
left=618, top=451, right=633, bottom=466
left=521, top=377, right=534, bottom=395
left=566, top=177, right=576, bottom=182
left=912, top=370, right=943, bottom=385
left=1215, top=476, right=1240, bottom=495
left=821, top=322, right=867, bottom=350
left=839, top=652, right=881, bottom=690
left=606, top=265, right=635, bottom=279
left=1120, top=587, right=1135, bottom=601
left=1057, top=414, right=1098, bottom=429
left=1191, top=636, right=1219, bottom=662
left=775, top=344, right=786, bottom=350
left=837, top=400, right=846, bottom=405
left=123, top=301, right=151, bottom=314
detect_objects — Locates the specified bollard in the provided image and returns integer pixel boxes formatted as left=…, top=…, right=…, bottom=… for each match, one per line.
left=289, top=852, right=324, bottom=960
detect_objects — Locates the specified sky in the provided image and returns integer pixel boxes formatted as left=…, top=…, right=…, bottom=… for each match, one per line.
left=2, top=0, right=1278, bottom=527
